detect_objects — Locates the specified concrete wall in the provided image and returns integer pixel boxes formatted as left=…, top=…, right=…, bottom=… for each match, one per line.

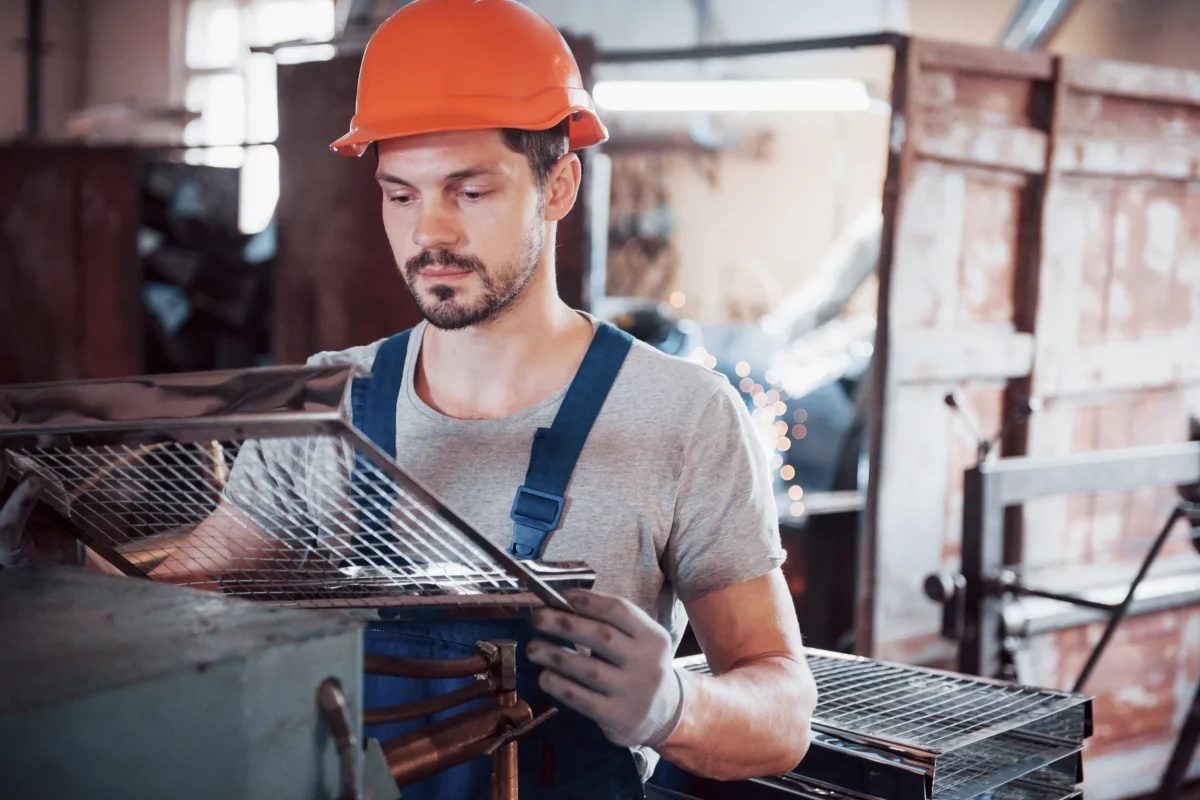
left=83, top=0, right=186, bottom=109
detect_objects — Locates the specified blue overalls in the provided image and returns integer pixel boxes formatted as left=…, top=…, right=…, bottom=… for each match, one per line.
left=349, top=322, right=646, bottom=800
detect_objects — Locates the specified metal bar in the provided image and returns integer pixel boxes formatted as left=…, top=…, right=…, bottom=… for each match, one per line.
left=1001, top=583, right=1118, bottom=613
left=1157, top=675, right=1200, bottom=800
left=0, top=412, right=348, bottom=450
left=984, top=442, right=1200, bottom=506
left=961, top=466, right=1007, bottom=677
left=364, top=679, right=496, bottom=726
left=1005, top=572, right=1200, bottom=636
left=858, top=33, right=915, bottom=659
left=25, top=0, right=44, bottom=140
left=595, top=32, right=902, bottom=64
left=364, top=652, right=489, bottom=680
left=1073, top=505, right=1189, bottom=692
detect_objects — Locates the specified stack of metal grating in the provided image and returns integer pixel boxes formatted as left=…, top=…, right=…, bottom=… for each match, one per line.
left=675, top=652, right=1091, bottom=800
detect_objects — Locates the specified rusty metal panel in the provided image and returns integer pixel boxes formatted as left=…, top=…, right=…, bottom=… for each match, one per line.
left=1023, top=605, right=1200, bottom=795
left=865, top=39, right=1054, bottom=665
left=1017, top=55, right=1200, bottom=794
left=0, top=147, right=142, bottom=384
left=865, top=40, right=1200, bottom=797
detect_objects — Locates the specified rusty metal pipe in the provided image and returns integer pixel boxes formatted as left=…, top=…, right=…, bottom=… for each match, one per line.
left=365, top=678, right=497, bottom=726
left=365, top=651, right=489, bottom=679
left=384, top=701, right=533, bottom=787
left=491, top=691, right=519, bottom=800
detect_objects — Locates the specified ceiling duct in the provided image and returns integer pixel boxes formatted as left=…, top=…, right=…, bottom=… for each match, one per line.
left=996, top=0, right=1081, bottom=50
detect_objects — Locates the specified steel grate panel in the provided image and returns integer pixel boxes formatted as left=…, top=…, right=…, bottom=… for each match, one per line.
left=932, top=732, right=1080, bottom=798
left=975, top=779, right=1081, bottom=800
left=7, top=436, right=529, bottom=606
left=808, top=653, right=1084, bottom=753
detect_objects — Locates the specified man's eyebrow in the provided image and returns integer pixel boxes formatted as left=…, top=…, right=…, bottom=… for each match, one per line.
left=445, top=166, right=503, bottom=181
left=375, top=171, right=414, bottom=187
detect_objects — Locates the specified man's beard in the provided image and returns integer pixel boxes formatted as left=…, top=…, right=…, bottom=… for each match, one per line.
left=402, top=226, right=543, bottom=331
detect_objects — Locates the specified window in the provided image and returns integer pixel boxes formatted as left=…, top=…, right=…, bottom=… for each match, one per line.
left=184, top=0, right=336, bottom=233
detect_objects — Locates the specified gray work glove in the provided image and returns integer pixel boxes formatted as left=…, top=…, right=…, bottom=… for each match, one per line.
left=0, top=451, right=47, bottom=568
left=0, top=450, right=84, bottom=568
left=527, top=588, right=686, bottom=749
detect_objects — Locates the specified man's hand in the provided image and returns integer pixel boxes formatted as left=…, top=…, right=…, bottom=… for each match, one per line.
left=527, top=588, right=684, bottom=749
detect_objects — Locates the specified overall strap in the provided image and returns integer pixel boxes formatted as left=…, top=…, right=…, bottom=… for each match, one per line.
left=349, top=330, right=412, bottom=564
left=350, top=330, right=413, bottom=457
left=508, top=322, right=634, bottom=560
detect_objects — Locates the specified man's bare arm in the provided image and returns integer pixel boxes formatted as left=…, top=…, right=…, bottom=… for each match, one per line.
left=146, top=504, right=276, bottom=588
left=658, top=569, right=816, bottom=779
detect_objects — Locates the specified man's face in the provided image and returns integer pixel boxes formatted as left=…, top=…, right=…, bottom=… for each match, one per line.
left=375, top=130, right=545, bottom=330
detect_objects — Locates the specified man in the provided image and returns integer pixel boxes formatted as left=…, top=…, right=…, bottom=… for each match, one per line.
left=1, top=0, right=816, bottom=796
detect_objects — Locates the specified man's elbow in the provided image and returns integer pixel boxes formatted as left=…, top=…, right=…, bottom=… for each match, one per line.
left=771, top=665, right=817, bottom=775
left=769, top=719, right=812, bottom=775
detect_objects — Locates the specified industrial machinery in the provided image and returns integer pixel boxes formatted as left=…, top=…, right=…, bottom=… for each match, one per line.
left=0, top=564, right=373, bottom=800
left=0, top=365, right=592, bottom=797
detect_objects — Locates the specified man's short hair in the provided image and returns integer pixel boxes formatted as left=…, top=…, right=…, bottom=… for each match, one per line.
left=369, top=121, right=570, bottom=190
left=501, top=120, right=570, bottom=189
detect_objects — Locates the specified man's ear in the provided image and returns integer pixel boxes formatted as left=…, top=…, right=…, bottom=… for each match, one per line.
left=543, top=153, right=582, bottom=222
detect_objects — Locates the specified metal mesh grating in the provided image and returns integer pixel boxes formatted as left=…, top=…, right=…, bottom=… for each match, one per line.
left=808, top=653, right=1084, bottom=753
left=977, top=780, right=1081, bottom=800
left=932, top=732, right=1080, bottom=797
left=7, top=436, right=530, bottom=607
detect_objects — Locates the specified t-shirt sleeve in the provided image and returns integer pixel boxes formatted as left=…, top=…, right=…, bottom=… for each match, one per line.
left=223, top=436, right=312, bottom=533
left=221, top=348, right=364, bottom=534
left=665, top=381, right=786, bottom=603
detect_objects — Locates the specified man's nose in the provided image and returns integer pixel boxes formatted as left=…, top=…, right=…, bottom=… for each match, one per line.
left=412, top=197, right=462, bottom=251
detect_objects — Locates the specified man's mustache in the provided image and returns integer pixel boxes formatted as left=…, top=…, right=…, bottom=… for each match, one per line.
left=405, top=249, right=486, bottom=279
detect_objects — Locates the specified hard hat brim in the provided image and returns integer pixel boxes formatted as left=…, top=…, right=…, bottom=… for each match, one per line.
left=330, top=105, right=608, bottom=157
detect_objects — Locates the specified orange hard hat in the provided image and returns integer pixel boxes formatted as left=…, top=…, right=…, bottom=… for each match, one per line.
left=330, top=0, right=608, bottom=157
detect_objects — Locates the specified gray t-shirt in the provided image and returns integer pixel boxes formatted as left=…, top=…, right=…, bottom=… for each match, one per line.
left=228, top=316, right=785, bottom=642
left=225, top=316, right=784, bottom=778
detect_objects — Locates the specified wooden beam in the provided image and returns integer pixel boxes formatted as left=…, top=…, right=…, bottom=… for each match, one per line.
left=890, top=329, right=1035, bottom=384
left=1042, top=335, right=1200, bottom=396
left=915, top=39, right=1054, bottom=80
left=914, top=115, right=1049, bottom=174
left=1054, top=134, right=1199, bottom=180
left=1061, top=56, right=1200, bottom=107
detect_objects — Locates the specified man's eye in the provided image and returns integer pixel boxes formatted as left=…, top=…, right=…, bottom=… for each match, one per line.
left=461, top=190, right=488, bottom=201
left=390, top=194, right=413, bottom=205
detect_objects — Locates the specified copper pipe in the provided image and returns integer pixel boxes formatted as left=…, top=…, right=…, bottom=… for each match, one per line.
left=492, top=691, right=519, bottom=800
left=317, top=679, right=359, bottom=800
left=384, top=701, right=533, bottom=787
left=365, top=651, right=490, bottom=679
left=365, top=678, right=496, bottom=726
